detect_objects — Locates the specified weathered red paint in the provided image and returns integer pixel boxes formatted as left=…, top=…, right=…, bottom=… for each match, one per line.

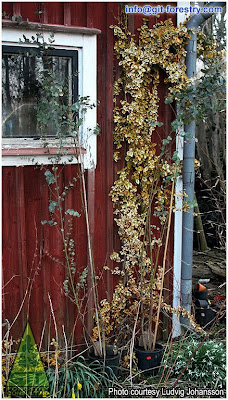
left=2, top=2, right=176, bottom=347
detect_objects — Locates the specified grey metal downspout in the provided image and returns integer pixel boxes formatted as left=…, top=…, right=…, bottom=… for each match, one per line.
left=181, top=2, right=226, bottom=323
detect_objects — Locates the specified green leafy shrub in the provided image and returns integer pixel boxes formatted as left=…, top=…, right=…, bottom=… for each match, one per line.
left=166, top=337, right=226, bottom=388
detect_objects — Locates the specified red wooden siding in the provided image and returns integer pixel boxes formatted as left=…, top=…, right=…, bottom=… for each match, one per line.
left=2, top=165, right=88, bottom=347
left=2, top=2, right=176, bottom=348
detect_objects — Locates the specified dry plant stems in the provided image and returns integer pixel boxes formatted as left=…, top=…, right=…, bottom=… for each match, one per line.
left=129, top=302, right=140, bottom=385
left=157, top=329, right=174, bottom=386
left=73, top=132, right=105, bottom=358
left=39, top=321, right=47, bottom=353
left=160, top=327, right=191, bottom=387
left=140, top=177, right=174, bottom=351
left=62, top=325, right=69, bottom=398
left=196, top=170, right=226, bottom=248
left=139, top=172, right=160, bottom=350
left=152, top=179, right=175, bottom=350
left=48, top=293, right=59, bottom=396
left=2, top=322, right=12, bottom=391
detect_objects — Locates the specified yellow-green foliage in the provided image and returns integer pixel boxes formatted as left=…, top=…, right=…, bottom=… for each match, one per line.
left=110, top=19, right=190, bottom=277
left=93, top=19, right=210, bottom=346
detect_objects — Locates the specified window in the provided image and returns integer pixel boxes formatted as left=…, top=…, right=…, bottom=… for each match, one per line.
left=2, top=24, right=99, bottom=168
left=2, top=46, right=78, bottom=138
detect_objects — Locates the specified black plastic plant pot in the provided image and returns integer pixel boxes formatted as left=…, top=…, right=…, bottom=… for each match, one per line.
left=135, top=343, right=163, bottom=376
left=88, top=351, right=119, bottom=377
left=193, top=288, right=208, bottom=301
left=195, top=307, right=217, bottom=328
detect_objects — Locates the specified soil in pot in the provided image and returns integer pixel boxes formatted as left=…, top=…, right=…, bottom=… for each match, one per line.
left=135, top=343, right=163, bottom=376
left=88, top=348, right=119, bottom=377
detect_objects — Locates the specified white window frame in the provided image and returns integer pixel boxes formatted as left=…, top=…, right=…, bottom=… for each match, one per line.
left=2, top=25, right=99, bottom=169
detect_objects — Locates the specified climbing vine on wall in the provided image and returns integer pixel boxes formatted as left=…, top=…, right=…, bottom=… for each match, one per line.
left=110, top=19, right=191, bottom=272
left=93, top=19, right=208, bottom=347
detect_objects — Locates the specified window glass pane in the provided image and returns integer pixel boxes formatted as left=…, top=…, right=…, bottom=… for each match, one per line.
left=2, top=51, right=73, bottom=138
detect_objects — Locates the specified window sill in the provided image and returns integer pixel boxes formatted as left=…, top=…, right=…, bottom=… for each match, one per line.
left=2, top=146, right=86, bottom=167
left=2, top=146, right=86, bottom=156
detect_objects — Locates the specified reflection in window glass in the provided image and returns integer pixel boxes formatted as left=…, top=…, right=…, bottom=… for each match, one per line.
left=2, top=50, right=74, bottom=138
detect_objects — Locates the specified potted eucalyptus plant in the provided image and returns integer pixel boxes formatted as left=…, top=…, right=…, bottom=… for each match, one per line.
left=14, top=29, right=119, bottom=372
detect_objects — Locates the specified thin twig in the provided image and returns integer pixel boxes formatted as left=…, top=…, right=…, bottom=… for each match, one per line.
left=129, top=302, right=140, bottom=387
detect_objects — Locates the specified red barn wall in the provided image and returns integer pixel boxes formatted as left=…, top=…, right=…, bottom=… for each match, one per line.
left=2, top=2, right=176, bottom=348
